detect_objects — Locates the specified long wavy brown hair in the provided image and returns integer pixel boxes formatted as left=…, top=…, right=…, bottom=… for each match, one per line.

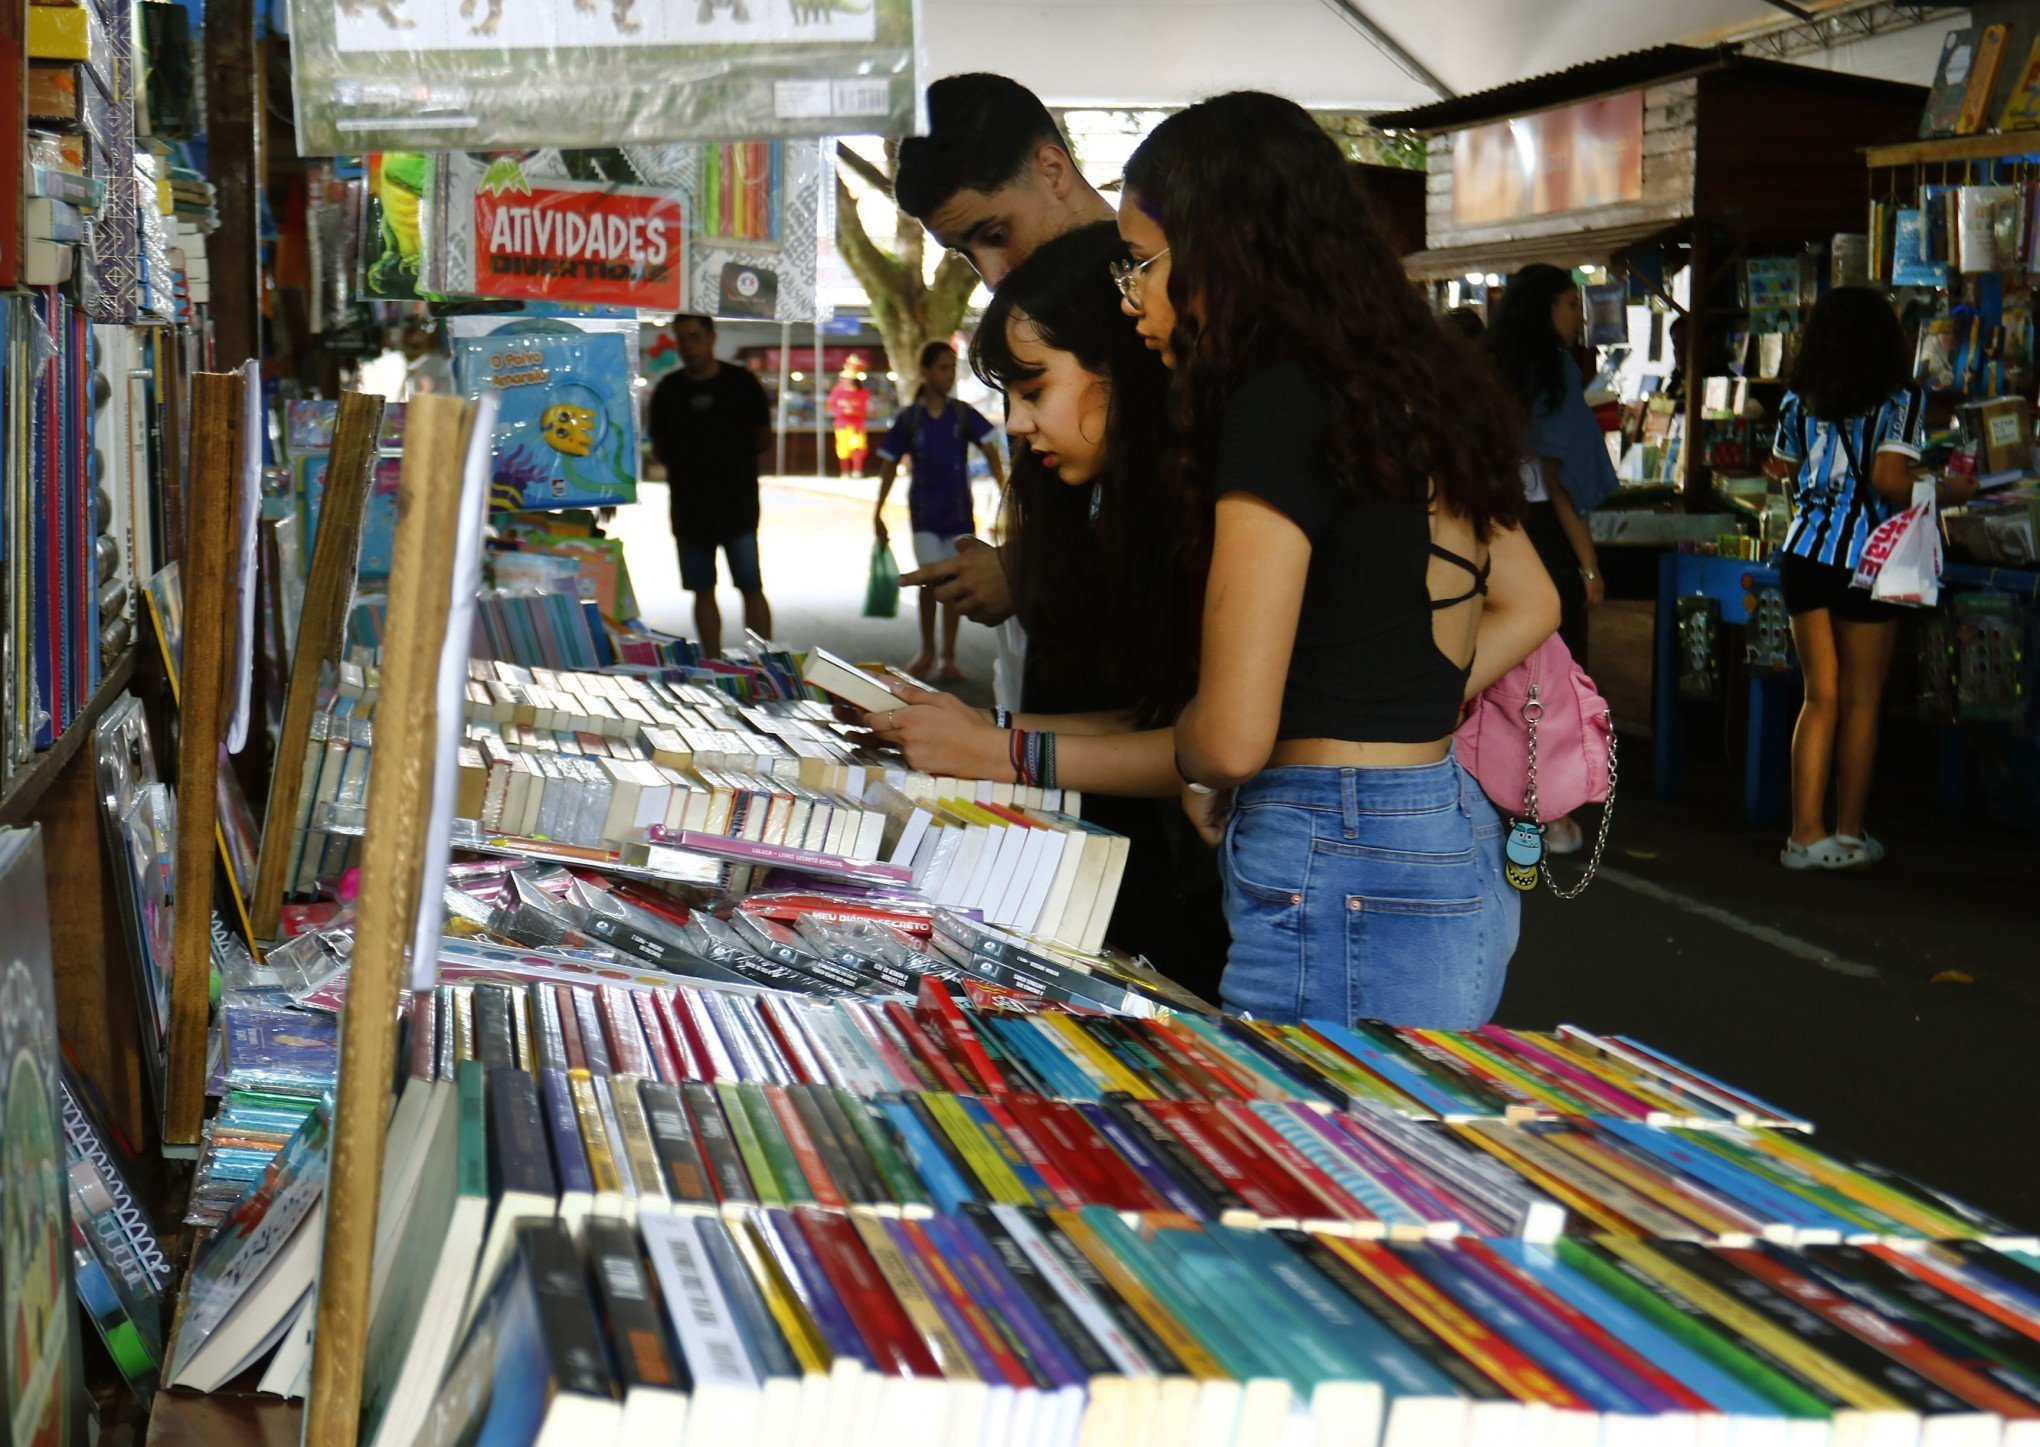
left=1123, top=92, right=1524, bottom=558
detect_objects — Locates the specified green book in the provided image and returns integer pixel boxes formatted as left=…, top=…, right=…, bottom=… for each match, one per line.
left=715, top=1081, right=784, bottom=1207
left=1553, top=1237, right=1831, bottom=1418
left=835, top=1088, right=930, bottom=1216
left=735, top=1082, right=813, bottom=1207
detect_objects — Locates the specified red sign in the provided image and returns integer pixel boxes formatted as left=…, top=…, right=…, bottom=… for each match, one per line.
left=471, top=181, right=686, bottom=310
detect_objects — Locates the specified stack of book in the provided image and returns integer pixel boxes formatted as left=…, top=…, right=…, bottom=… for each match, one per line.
left=281, top=654, right=1125, bottom=948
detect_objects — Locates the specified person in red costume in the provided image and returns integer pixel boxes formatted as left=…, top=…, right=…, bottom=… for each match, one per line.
left=827, top=356, right=873, bottom=477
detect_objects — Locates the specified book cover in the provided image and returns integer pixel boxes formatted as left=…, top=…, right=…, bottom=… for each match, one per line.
left=1920, top=26, right=1981, bottom=137
left=452, top=327, right=639, bottom=513
left=1956, top=23, right=2011, bottom=135
left=1, top=829, right=84, bottom=1444
left=1999, top=36, right=2040, bottom=130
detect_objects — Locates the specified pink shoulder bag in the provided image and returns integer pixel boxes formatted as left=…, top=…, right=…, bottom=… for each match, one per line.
left=1453, top=632, right=1617, bottom=897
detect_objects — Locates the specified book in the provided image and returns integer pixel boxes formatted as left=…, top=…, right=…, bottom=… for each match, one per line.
left=2001, top=35, right=2040, bottom=131
left=0, top=830, right=85, bottom=1441
left=1921, top=26, right=1982, bottom=137
left=799, top=646, right=902, bottom=714
left=1956, top=23, right=2012, bottom=135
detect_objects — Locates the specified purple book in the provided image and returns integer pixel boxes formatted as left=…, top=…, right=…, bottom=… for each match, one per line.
left=753, top=1207, right=874, bottom=1368
left=1073, top=1101, right=1206, bottom=1219
left=927, top=1213, right=1084, bottom=1390
left=645, top=827, right=912, bottom=887
left=883, top=1218, right=1004, bottom=1381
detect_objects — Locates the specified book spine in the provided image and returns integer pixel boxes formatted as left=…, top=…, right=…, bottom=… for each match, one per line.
left=585, top=1216, right=682, bottom=1392
left=522, top=1219, right=619, bottom=1400
left=638, top=1080, right=716, bottom=1211
left=540, top=1066, right=595, bottom=1198
left=715, top=1081, right=785, bottom=1207
left=489, top=1066, right=560, bottom=1199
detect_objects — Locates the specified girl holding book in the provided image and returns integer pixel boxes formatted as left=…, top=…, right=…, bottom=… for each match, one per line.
left=1120, top=92, right=1559, bottom=1029
left=1763, top=287, right=1968, bottom=870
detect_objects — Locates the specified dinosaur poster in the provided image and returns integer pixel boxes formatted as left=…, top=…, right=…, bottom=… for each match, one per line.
left=288, top=0, right=915, bottom=153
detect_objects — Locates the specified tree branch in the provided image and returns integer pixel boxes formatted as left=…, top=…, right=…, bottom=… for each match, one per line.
left=834, top=141, right=893, bottom=199
left=834, top=175, right=907, bottom=298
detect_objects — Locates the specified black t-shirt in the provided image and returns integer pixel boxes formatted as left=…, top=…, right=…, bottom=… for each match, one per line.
left=1214, top=359, right=1470, bottom=743
left=648, top=364, right=771, bottom=542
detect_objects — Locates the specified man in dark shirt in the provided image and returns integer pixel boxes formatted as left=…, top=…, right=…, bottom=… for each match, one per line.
left=646, top=313, right=774, bottom=655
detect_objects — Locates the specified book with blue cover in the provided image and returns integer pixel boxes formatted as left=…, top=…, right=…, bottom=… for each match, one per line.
left=451, top=327, right=638, bottom=513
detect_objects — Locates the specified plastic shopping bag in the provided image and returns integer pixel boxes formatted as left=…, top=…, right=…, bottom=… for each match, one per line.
left=1851, top=481, right=1942, bottom=607
left=863, top=539, right=900, bottom=618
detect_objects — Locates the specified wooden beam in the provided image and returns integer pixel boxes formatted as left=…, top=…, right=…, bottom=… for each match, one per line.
left=248, top=392, right=385, bottom=943
left=203, top=0, right=260, bottom=367
left=302, top=396, right=473, bottom=1447
left=164, top=373, right=242, bottom=1146
left=1864, top=131, right=2040, bottom=169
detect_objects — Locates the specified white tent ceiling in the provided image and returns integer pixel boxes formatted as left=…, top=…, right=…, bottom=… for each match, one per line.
left=919, top=0, right=1964, bottom=113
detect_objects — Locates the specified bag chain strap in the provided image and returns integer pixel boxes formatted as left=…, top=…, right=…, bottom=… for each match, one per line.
left=1520, top=685, right=1619, bottom=900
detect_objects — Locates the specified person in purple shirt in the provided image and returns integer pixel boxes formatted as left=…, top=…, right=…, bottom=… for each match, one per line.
left=872, top=340, right=1007, bottom=679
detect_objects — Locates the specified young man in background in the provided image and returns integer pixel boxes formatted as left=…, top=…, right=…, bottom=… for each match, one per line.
left=646, top=313, right=774, bottom=655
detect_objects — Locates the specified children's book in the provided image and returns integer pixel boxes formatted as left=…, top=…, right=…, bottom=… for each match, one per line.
left=1998, top=36, right=2040, bottom=130
left=1919, top=26, right=1980, bottom=137
left=452, top=326, right=639, bottom=513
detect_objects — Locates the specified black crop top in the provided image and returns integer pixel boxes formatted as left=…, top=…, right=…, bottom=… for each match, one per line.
left=1213, top=360, right=1486, bottom=743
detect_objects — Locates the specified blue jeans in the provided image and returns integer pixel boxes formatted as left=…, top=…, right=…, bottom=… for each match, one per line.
left=1218, top=754, right=1518, bottom=1029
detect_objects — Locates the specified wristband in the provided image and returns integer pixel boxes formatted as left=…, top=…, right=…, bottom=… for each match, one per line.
left=994, top=706, right=1011, bottom=729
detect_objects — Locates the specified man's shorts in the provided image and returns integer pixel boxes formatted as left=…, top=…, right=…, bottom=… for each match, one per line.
left=677, top=531, right=763, bottom=593
left=912, top=531, right=963, bottom=570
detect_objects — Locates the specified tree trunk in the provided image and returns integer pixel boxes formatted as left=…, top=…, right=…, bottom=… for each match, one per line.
left=833, top=143, right=980, bottom=411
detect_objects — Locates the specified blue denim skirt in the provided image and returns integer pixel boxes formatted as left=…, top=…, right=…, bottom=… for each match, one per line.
left=1217, top=753, right=1518, bottom=1029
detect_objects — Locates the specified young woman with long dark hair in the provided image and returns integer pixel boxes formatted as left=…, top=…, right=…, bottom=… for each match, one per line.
left=1485, top=261, right=1617, bottom=855
left=1764, top=287, right=1971, bottom=869
left=1121, top=92, right=1559, bottom=1028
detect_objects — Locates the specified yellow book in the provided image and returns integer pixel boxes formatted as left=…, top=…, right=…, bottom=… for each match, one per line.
left=569, top=1067, right=624, bottom=1199
left=1408, top=1030, right=1581, bottom=1117
left=921, top=1094, right=1030, bottom=1207
left=1039, top=1013, right=1156, bottom=1101
left=1049, top=1210, right=1228, bottom=1381
left=1594, top=1237, right=1908, bottom=1410
left=27, top=4, right=100, bottom=62
left=1449, top=1122, right=1638, bottom=1237
left=610, top=1079, right=669, bottom=1213
left=851, top=1217, right=980, bottom=1381
left=1999, top=36, right=2040, bottom=130
left=729, top=1213, right=831, bottom=1374
left=1957, top=23, right=2012, bottom=135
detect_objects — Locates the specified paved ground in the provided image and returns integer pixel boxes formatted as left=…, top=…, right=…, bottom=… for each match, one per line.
left=613, top=481, right=2040, bottom=1228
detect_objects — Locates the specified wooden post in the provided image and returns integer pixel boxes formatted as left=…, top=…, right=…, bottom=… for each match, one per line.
left=302, top=396, right=473, bottom=1447
left=248, top=392, right=385, bottom=943
left=1682, top=226, right=1709, bottom=498
left=163, top=374, right=242, bottom=1145
left=203, top=0, right=260, bottom=369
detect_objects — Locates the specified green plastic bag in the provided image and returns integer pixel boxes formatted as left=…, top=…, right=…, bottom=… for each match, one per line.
left=863, top=539, right=900, bottom=618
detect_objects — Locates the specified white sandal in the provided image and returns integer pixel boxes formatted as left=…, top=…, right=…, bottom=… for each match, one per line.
left=1780, top=836, right=1857, bottom=870
left=1834, top=833, right=1885, bottom=866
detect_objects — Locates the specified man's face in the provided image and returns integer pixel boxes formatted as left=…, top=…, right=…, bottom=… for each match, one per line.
left=672, top=319, right=716, bottom=369
left=925, top=156, right=1068, bottom=287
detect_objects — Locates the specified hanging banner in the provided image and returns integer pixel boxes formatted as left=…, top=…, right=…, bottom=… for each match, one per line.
left=469, top=172, right=687, bottom=310
left=287, top=0, right=917, bottom=154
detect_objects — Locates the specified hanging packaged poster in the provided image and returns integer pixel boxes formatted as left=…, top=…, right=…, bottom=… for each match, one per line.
left=427, top=144, right=824, bottom=322
left=425, top=153, right=687, bottom=311
left=0, top=827, right=85, bottom=1447
left=287, top=0, right=917, bottom=155
left=451, top=325, right=639, bottom=511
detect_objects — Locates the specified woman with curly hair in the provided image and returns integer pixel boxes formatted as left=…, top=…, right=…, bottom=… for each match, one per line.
left=1121, top=92, right=1559, bottom=1028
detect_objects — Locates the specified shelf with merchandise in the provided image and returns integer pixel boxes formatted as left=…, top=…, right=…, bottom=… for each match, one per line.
left=0, top=651, right=137, bottom=827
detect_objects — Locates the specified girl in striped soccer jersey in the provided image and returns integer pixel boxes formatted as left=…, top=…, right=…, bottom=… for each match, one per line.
left=1764, top=287, right=1975, bottom=870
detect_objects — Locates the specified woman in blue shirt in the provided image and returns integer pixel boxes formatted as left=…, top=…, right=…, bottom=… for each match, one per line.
left=1763, top=288, right=1974, bottom=870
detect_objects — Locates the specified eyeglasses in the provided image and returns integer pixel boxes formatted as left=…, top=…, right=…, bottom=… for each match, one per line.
left=1109, top=249, right=1170, bottom=306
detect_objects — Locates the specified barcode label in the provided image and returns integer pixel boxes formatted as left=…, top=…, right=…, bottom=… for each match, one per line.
left=832, top=79, right=891, bottom=117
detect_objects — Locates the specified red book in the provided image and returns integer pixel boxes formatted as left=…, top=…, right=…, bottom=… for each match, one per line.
left=793, top=1205, right=940, bottom=1378
left=408, top=993, right=439, bottom=1082
left=655, top=990, right=708, bottom=1082
left=1720, top=1247, right=2040, bottom=1419
left=838, top=1002, right=924, bottom=1092
left=1001, top=1093, right=1116, bottom=1207
left=881, top=1001, right=972, bottom=1094
left=751, top=997, right=815, bottom=1086
left=600, top=986, right=654, bottom=1076
left=632, top=989, right=684, bottom=1083
left=675, top=989, right=734, bottom=1082
left=765, top=1084, right=845, bottom=1209
left=1149, top=1021, right=1260, bottom=1099
left=916, top=980, right=1007, bottom=1095
left=1185, top=1100, right=1326, bottom=1222
left=760, top=998, right=825, bottom=1086
left=1131, top=1021, right=1228, bottom=1100
left=977, top=1095, right=1085, bottom=1209
left=1215, top=1098, right=1370, bottom=1226
left=1144, top=1100, right=1285, bottom=1222
left=554, top=984, right=589, bottom=1072
left=1039, top=1098, right=1166, bottom=1213
left=1866, top=1245, right=2040, bottom=1346
left=610, top=879, right=693, bottom=930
